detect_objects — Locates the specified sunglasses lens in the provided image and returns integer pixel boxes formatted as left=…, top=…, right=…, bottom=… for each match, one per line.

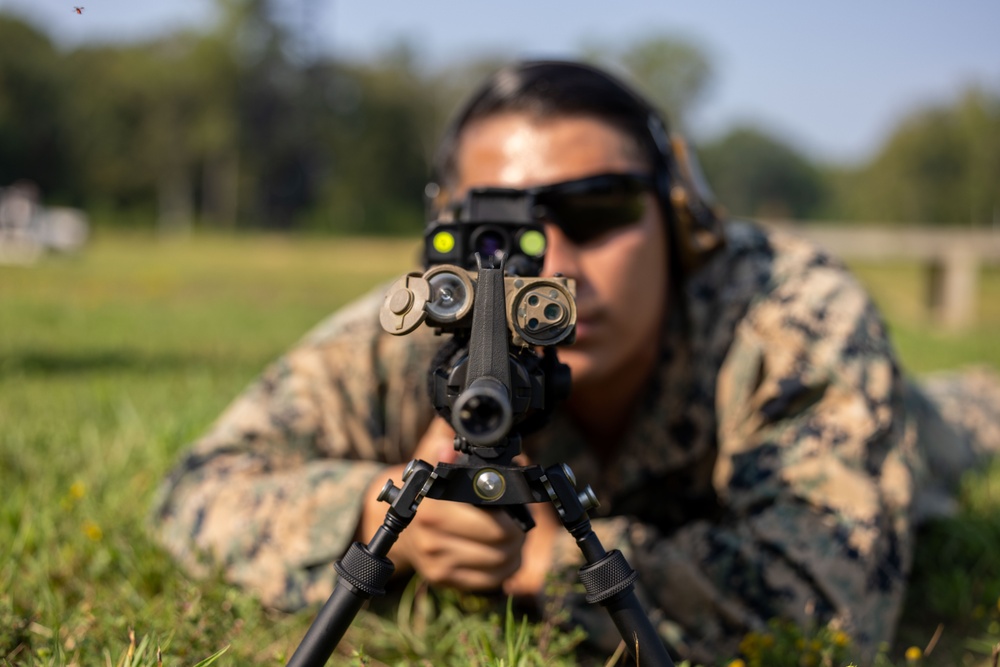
left=538, top=176, right=650, bottom=245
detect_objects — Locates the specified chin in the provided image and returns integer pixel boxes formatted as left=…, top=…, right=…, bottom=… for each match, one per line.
left=555, top=349, right=601, bottom=391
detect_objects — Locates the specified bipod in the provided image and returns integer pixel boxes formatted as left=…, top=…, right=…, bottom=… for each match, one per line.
left=284, top=455, right=675, bottom=667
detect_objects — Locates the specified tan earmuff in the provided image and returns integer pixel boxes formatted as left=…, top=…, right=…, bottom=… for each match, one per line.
left=646, top=113, right=726, bottom=275
left=665, top=134, right=727, bottom=275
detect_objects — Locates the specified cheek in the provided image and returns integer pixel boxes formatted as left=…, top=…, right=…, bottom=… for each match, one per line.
left=585, top=222, right=668, bottom=308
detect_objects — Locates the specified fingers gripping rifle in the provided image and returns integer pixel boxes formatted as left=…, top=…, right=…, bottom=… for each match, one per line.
left=285, top=188, right=675, bottom=667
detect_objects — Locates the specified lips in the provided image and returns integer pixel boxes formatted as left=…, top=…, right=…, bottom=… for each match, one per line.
left=572, top=313, right=600, bottom=344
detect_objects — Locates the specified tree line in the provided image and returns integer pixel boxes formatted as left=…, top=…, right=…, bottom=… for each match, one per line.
left=1, top=0, right=997, bottom=234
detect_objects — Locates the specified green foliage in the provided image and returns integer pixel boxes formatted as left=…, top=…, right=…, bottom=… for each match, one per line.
left=0, top=234, right=418, bottom=665
left=0, top=9, right=723, bottom=235
left=892, top=457, right=1000, bottom=666
left=0, top=17, right=75, bottom=200
left=734, top=618, right=853, bottom=667
left=3, top=3, right=999, bottom=231
left=0, top=3, right=440, bottom=234
left=347, top=580, right=583, bottom=666
left=825, top=88, right=1000, bottom=225
left=581, top=33, right=714, bottom=131
left=64, top=33, right=240, bottom=232
left=698, top=126, right=828, bottom=219
left=303, top=47, right=440, bottom=236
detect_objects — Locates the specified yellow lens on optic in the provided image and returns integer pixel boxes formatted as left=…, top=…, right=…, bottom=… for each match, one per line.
left=432, top=231, right=456, bottom=253
left=519, top=230, right=546, bottom=257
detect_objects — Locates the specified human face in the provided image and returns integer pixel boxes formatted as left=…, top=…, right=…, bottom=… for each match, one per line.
left=453, top=113, right=669, bottom=393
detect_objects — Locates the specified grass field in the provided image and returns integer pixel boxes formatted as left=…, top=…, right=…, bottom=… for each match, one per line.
left=1, top=232, right=999, bottom=666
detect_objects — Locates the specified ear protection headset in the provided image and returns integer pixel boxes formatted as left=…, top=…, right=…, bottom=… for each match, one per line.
left=643, top=110, right=726, bottom=275
left=426, top=60, right=726, bottom=277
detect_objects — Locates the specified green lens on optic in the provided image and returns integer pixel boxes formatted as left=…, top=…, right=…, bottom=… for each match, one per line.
left=519, top=230, right=546, bottom=257
left=432, top=230, right=456, bottom=253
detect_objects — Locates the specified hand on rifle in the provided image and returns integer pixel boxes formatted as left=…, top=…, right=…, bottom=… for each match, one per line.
left=356, top=417, right=557, bottom=594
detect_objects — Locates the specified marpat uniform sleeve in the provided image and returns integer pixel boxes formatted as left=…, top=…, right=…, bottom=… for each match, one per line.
left=546, top=247, right=922, bottom=665
left=639, top=257, right=917, bottom=662
left=150, top=289, right=438, bottom=610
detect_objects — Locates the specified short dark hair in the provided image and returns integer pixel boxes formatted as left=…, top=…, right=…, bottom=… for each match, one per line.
left=430, top=60, right=670, bottom=200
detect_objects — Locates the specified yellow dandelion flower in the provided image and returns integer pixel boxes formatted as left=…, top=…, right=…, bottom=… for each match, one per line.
left=904, top=645, right=922, bottom=661
left=739, top=633, right=760, bottom=656
left=69, top=481, right=86, bottom=499
left=82, top=520, right=103, bottom=541
left=832, top=631, right=851, bottom=647
left=727, top=660, right=746, bottom=667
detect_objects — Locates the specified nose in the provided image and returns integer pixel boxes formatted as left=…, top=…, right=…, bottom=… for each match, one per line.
left=542, top=224, right=582, bottom=279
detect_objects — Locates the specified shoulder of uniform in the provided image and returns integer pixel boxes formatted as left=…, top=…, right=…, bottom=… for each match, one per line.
left=683, top=219, right=872, bottom=356
left=290, top=281, right=441, bottom=372
left=296, top=284, right=391, bottom=347
left=719, top=219, right=845, bottom=270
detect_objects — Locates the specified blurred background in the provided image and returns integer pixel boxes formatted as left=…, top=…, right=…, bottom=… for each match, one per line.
left=1, top=2, right=1000, bottom=664
left=0, top=0, right=998, bottom=235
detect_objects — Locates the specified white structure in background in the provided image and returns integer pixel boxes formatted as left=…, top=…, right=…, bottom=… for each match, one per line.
left=0, top=182, right=89, bottom=265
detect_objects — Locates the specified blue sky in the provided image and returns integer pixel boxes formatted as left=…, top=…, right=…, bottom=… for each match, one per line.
left=2, top=0, right=998, bottom=164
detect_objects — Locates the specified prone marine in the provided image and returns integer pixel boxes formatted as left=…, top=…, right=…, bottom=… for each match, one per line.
left=151, top=60, right=1000, bottom=665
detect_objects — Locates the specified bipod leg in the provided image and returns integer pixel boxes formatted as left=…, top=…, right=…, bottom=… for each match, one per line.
left=542, top=465, right=675, bottom=667
left=285, top=460, right=436, bottom=667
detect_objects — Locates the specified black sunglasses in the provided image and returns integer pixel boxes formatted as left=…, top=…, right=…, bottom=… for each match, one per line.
left=529, top=172, right=656, bottom=246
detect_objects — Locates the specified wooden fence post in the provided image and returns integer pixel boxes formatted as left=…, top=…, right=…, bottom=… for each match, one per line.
left=762, top=222, right=999, bottom=332
left=927, top=250, right=979, bottom=330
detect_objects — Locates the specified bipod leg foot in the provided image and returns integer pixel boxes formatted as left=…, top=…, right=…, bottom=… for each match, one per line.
left=286, top=460, right=436, bottom=667
left=285, top=531, right=399, bottom=667
left=542, top=465, right=675, bottom=667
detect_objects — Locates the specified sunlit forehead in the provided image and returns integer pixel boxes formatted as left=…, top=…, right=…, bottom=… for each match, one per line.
left=455, top=114, right=644, bottom=195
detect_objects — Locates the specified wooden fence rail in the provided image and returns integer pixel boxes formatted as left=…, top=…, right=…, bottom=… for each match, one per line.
left=764, top=222, right=1000, bottom=330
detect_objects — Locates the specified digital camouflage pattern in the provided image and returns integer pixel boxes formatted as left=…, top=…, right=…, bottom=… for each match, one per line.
left=151, top=220, right=998, bottom=665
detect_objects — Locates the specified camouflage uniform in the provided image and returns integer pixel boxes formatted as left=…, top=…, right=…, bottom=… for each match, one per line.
left=151, top=220, right=998, bottom=665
